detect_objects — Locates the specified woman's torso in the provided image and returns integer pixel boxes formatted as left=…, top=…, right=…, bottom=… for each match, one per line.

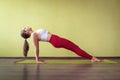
left=35, top=29, right=52, bottom=42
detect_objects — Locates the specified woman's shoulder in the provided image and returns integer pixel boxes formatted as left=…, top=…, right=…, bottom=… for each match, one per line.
left=31, top=32, right=38, bottom=37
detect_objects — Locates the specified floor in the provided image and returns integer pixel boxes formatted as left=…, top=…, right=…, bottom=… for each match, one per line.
left=0, top=58, right=120, bottom=80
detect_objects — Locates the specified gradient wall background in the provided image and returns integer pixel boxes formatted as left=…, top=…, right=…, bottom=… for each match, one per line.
left=0, top=0, right=120, bottom=57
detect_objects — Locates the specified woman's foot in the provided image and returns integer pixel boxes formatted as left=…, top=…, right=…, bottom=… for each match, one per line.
left=91, top=57, right=102, bottom=62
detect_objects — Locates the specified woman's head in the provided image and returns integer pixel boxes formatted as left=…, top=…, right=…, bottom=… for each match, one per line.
left=20, top=27, right=32, bottom=57
left=21, top=27, right=32, bottom=39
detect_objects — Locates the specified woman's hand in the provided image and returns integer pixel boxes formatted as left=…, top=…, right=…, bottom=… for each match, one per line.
left=36, top=60, right=44, bottom=64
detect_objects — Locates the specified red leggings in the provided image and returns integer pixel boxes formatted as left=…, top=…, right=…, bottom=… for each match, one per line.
left=49, top=34, right=93, bottom=59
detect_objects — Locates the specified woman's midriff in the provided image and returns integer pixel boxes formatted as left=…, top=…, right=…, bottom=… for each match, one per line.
left=47, top=32, right=52, bottom=42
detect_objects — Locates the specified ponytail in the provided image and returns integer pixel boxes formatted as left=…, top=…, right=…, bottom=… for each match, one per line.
left=23, top=39, right=29, bottom=57
left=21, top=28, right=31, bottom=57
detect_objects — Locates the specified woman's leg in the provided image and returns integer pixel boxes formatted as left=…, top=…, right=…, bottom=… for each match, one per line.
left=49, top=34, right=93, bottom=59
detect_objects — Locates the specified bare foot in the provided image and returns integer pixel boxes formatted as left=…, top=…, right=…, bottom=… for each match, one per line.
left=91, top=57, right=102, bottom=62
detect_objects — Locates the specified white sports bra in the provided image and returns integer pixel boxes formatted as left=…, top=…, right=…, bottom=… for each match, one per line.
left=36, top=29, right=48, bottom=41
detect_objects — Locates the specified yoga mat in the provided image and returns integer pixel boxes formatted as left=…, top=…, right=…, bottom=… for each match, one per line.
left=15, top=59, right=117, bottom=64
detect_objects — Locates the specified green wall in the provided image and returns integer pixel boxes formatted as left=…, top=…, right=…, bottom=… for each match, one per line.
left=0, top=0, right=120, bottom=57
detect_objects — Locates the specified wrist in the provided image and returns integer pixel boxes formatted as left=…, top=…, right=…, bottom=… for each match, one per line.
left=36, top=58, right=39, bottom=62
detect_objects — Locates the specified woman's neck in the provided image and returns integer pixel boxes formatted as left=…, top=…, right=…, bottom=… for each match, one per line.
left=29, top=30, right=34, bottom=34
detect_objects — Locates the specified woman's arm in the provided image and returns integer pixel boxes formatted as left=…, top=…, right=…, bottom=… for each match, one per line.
left=31, top=33, right=44, bottom=63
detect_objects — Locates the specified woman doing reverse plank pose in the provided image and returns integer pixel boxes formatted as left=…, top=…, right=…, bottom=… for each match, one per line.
left=21, top=27, right=101, bottom=63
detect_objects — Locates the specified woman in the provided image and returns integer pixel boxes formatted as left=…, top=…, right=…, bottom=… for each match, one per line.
left=21, top=27, right=101, bottom=63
